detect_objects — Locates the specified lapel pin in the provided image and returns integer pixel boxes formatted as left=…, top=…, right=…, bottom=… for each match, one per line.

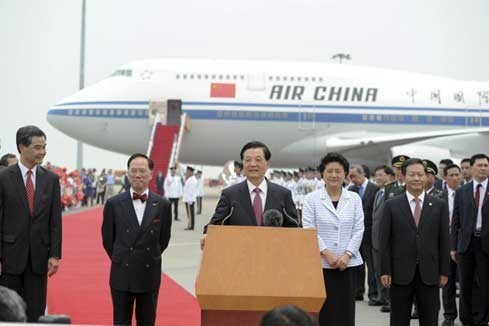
left=429, top=202, right=432, bottom=206
left=152, top=202, right=157, bottom=206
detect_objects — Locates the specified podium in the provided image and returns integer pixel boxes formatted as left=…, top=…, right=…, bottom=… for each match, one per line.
left=195, top=225, right=326, bottom=325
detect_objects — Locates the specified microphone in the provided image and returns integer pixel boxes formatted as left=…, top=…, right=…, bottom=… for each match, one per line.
left=221, top=201, right=237, bottom=225
left=282, top=208, right=300, bottom=227
left=262, top=209, right=284, bottom=227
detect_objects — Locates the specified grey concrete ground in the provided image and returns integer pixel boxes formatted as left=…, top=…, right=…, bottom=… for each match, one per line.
left=162, top=187, right=451, bottom=326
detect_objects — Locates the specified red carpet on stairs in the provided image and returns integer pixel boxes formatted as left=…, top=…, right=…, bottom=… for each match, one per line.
left=47, top=207, right=200, bottom=325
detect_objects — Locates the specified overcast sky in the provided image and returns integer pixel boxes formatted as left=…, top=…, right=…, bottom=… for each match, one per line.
left=1, top=0, right=488, bottom=172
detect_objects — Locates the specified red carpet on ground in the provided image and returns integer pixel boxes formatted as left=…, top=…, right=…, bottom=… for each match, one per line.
left=47, top=207, right=200, bottom=325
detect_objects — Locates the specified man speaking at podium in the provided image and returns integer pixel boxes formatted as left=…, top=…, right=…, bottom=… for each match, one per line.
left=202, top=141, right=299, bottom=246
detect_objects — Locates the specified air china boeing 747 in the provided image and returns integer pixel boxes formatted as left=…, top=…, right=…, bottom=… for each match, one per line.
left=47, top=58, right=489, bottom=167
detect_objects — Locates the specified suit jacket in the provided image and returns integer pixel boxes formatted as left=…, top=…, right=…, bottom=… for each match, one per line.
left=371, top=189, right=385, bottom=251
left=204, top=179, right=299, bottom=233
left=451, top=181, right=489, bottom=254
left=0, top=164, right=62, bottom=275
left=102, top=190, right=172, bottom=293
left=349, top=181, right=379, bottom=244
left=380, top=193, right=450, bottom=285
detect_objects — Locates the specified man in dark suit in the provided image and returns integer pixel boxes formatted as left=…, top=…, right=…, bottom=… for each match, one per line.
left=102, top=153, right=172, bottom=326
left=371, top=165, right=393, bottom=312
left=380, top=158, right=450, bottom=326
left=155, top=170, right=165, bottom=196
left=438, top=163, right=462, bottom=326
left=435, top=159, right=454, bottom=191
left=451, top=153, right=489, bottom=326
left=202, top=141, right=299, bottom=245
left=349, top=165, right=380, bottom=304
left=0, top=125, right=62, bottom=322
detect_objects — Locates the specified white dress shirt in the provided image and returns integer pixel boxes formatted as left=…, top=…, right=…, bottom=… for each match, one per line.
left=474, top=178, right=488, bottom=231
left=18, top=161, right=37, bottom=188
left=183, top=175, right=199, bottom=203
left=447, top=187, right=456, bottom=223
left=131, top=187, right=148, bottom=226
left=164, top=174, right=183, bottom=198
left=302, top=187, right=364, bottom=269
left=247, top=179, right=267, bottom=212
left=405, top=191, right=426, bottom=218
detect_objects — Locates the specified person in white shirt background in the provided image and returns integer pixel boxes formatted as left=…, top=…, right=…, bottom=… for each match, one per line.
left=164, top=166, right=183, bottom=221
left=182, top=166, right=198, bottom=230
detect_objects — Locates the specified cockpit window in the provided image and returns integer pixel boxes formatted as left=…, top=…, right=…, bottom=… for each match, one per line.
left=111, top=69, right=132, bottom=77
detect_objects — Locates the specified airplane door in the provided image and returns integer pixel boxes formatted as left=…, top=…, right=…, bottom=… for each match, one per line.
left=298, top=103, right=316, bottom=130
left=167, top=99, right=182, bottom=125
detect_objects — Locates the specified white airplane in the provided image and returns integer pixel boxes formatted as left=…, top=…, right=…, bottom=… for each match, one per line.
left=47, top=58, right=489, bottom=168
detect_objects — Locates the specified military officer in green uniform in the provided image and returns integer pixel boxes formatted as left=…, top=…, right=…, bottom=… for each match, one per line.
left=384, top=155, right=410, bottom=201
left=423, top=159, right=443, bottom=197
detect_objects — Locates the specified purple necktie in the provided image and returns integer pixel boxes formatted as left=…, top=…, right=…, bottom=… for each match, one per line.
left=253, top=188, right=263, bottom=226
left=413, top=197, right=421, bottom=226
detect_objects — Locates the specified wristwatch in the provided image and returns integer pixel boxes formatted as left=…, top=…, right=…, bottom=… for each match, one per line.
left=345, top=250, right=353, bottom=258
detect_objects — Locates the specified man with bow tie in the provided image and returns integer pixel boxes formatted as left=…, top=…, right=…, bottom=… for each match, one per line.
left=102, top=153, right=172, bottom=326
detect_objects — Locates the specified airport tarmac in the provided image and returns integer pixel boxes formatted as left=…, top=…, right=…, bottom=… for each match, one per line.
left=162, top=186, right=449, bottom=326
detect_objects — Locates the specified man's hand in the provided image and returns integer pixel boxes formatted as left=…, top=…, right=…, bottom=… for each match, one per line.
left=336, top=253, right=351, bottom=271
left=439, top=275, right=448, bottom=288
left=450, top=250, right=457, bottom=263
left=200, top=235, right=207, bottom=251
left=321, top=249, right=338, bottom=268
left=48, top=257, right=60, bottom=277
left=381, top=275, right=392, bottom=288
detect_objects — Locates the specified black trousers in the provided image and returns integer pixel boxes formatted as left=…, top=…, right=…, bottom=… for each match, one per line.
left=111, top=288, right=159, bottom=326
left=185, top=202, right=195, bottom=230
left=169, top=198, right=179, bottom=220
left=0, top=259, right=47, bottom=322
left=196, top=196, right=203, bottom=215
left=390, top=266, right=439, bottom=326
left=356, top=240, right=377, bottom=299
left=458, top=235, right=489, bottom=326
left=372, top=247, right=390, bottom=304
left=319, top=266, right=358, bottom=326
left=442, top=258, right=459, bottom=321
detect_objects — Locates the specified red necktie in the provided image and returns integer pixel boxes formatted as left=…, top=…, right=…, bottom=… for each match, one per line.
left=132, top=192, right=147, bottom=203
left=26, top=170, right=35, bottom=215
left=475, top=184, right=482, bottom=209
left=413, top=197, right=421, bottom=226
left=253, top=188, right=263, bottom=226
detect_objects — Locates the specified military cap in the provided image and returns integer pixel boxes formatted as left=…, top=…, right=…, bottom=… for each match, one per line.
left=391, top=155, right=410, bottom=168
left=422, top=159, right=438, bottom=175
left=186, top=166, right=194, bottom=172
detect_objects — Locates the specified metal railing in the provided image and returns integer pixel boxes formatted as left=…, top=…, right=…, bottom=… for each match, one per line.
left=146, top=112, right=161, bottom=157
left=168, top=113, right=187, bottom=172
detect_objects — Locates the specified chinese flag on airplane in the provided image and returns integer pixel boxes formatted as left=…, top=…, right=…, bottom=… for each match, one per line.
left=210, top=83, right=236, bottom=98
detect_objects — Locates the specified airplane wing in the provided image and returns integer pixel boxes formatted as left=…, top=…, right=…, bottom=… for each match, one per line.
left=282, top=127, right=489, bottom=164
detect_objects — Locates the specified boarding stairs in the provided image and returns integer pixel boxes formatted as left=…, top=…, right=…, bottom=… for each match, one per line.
left=147, top=112, right=187, bottom=192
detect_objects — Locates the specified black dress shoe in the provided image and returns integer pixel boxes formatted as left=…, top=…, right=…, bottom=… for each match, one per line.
left=368, top=299, right=384, bottom=306
left=380, top=305, right=390, bottom=313
left=355, top=295, right=364, bottom=301
left=441, top=320, right=454, bottom=326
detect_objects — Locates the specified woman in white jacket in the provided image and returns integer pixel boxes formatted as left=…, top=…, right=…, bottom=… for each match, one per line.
left=302, top=152, right=364, bottom=326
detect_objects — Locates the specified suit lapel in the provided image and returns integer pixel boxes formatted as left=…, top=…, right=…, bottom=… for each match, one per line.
left=10, top=166, right=30, bottom=214
left=482, top=183, right=489, bottom=208
left=320, top=188, right=341, bottom=219
left=141, top=192, right=159, bottom=229
left=33, top=166, right=48, bottom=217
left=417, top=197, right=432, bottom=230
left=466, top=183, right=475, bottom=210
left=120, top=192, right=141, bottom=230
left=239, top=181, right=257, bottom=225
left=400, top=195, right=417, bottom=231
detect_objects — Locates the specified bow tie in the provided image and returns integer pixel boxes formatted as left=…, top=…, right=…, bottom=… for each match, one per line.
left=132, top=192, right=147, bottom=203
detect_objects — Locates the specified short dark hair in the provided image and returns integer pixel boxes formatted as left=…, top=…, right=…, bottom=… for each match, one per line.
left=443, top=163, right=461, bottom=177
left=16, top=125, right=46, bottom=153
left=361, top=164, right=371, bottom=178
left=127, top=153, right=154, bottom=170
left=461, top=158, right=471, bottom=165
left=439, top=159, right=454, bottom=165
left=0, top=154, right=16, bottom=167
left=260, top=305, right=317, bottom=326
left=470, top=153, right=489, bottom=166
left=374, top=164, right=393, bottom=176
left=0, top=286, right=27, bottom=322
left=401, top=158, right=426, bottom=176
left=318, top=152, right=350, bottom=175
left=240, top=141, right=271, bottom=161
left=234, top=161, right=243, bottom=169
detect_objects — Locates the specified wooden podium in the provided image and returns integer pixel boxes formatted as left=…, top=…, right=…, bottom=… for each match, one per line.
left=195, top=225, right=326, bottom=325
